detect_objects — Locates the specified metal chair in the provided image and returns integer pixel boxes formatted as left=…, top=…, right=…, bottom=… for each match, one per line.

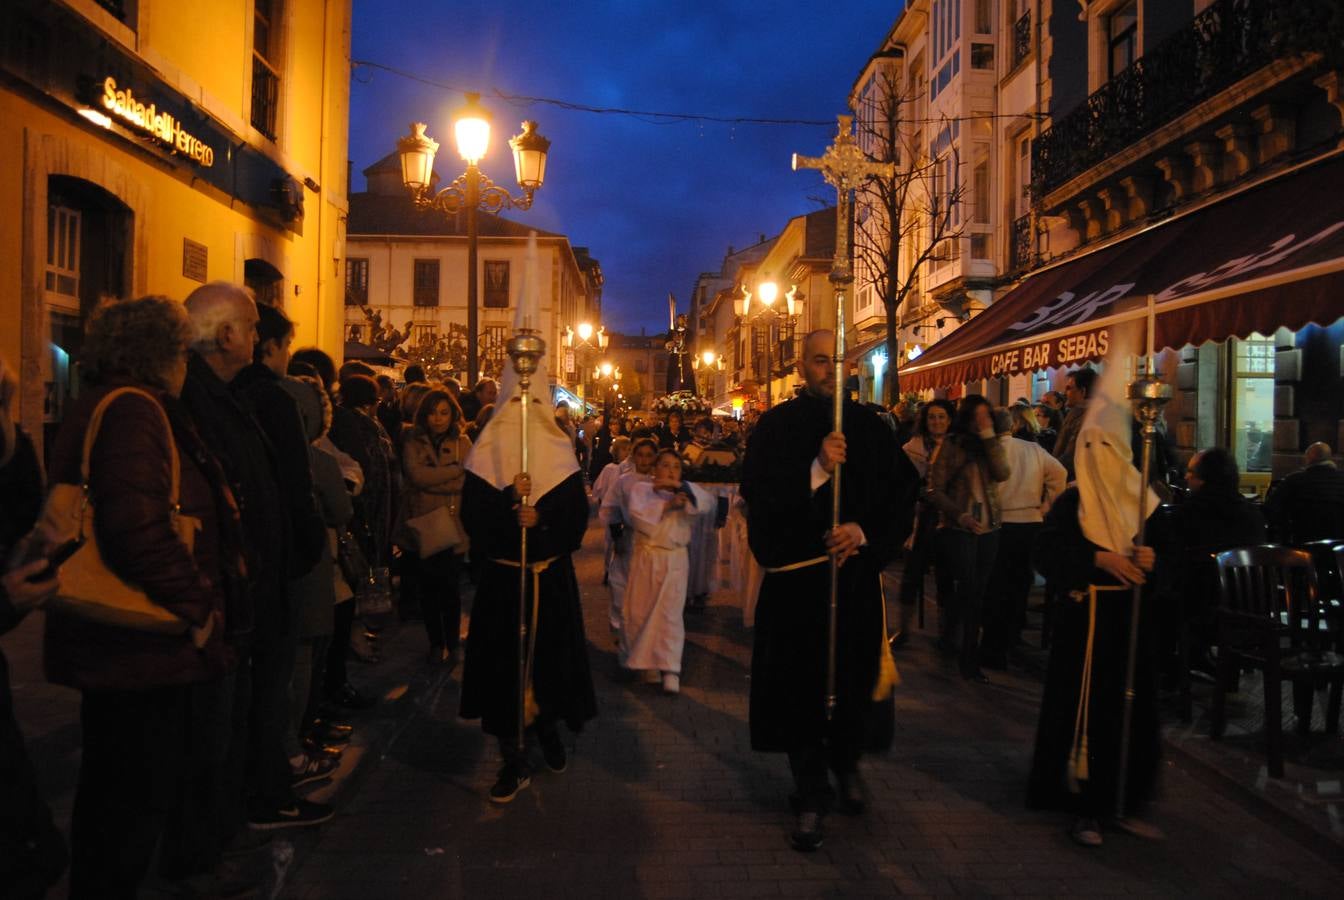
left=1212, top=546, right=1344, bottom=778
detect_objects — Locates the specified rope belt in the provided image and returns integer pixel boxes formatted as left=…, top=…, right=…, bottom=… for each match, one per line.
left=1067, top=584, right=1128, bottom=792
left=762, top=555, right=828, bottom=574
left=492, top=555, right=559, bottom=726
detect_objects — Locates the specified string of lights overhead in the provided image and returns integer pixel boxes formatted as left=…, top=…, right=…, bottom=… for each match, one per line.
left=351, top=60, right=1047, bottom=129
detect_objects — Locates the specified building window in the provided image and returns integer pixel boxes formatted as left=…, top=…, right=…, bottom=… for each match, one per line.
left=244, top=258, right=283, bottom=307
left=483, top=260, right=510, bottom=308
left=481, top=325, right=508, bottom=377
left=974, top=0, right=993, bottom=34
left=1015, top=133, right=1032, bottom=217
left=345, top=258, right=368, bottom=307
left=1012, top=5, right=1032, bottom=69
left=1231, top=333, right=1274, bottom=475
left=971, top=43, right=995, bottom=69
left=634, top=358, right=648, bottom=374
left=251, top=0, right=282, bottom=140
left=95, top=0, right=137, bottom=27
left=1107, top=1, right=1138, bottom=79
left=412, top=323, right=438, bottom=346
left=413, top=259, right=440, bottom=307
left=45, top=205, right=81, bottom=301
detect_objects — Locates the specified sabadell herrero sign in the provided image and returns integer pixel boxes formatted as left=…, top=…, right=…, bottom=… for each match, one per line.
left=101, top=76, right=215, bottom=167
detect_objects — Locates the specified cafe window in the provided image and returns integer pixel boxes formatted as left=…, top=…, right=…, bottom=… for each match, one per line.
left=345, top=257, right=368, bottom=306
left=1230, top=333, right=1275, bottom=475
left=251, top=0, right=282, bottom=140
left=413, top=259, right=440, bottom=307
left=483, top=260, right=510, bottom=308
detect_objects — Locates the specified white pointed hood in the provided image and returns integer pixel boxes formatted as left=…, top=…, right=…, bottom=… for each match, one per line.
left=464, top=232, right=579, bottom=501
left=1076, top=346, right=1160, bottom=554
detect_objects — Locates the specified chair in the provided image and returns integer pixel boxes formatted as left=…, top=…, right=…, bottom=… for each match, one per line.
left=1212, top=546, right=1344, bottom=778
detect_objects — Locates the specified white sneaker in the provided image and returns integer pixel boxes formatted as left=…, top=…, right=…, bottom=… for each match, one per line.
left=662, top=672, right=680, bottom=694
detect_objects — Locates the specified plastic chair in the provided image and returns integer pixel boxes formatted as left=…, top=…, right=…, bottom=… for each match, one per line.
left=1212, top=546, right=1344, bottom=778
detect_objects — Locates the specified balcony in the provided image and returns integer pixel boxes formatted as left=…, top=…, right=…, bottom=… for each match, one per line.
left=1033, top=0, right=1322, bottom=197
left=1010, top=214, right=1033, bottom=270
left=251, top=55, right=279, bottom=140
left=1012, top=11, right=1031, bottom=71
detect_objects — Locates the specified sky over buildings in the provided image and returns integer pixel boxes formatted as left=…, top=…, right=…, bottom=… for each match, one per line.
left=350, top=0, right=902, bottom=334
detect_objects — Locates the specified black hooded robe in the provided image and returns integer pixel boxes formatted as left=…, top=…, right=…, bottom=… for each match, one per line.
left=742, top=392, right=916, bottom=755
left=459, top=471, right=597, bottom=738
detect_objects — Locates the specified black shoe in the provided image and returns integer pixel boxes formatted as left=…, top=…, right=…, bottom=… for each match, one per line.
left=247, top=798, right=334, bottom=831
left=835, top=772, right=868, bottom=816
left=539, top=731, right=567, bottom=773
left=489, top=765, right=532, bottom=804
left=789, top=811, right=824, bottom=852
left=290, top=753, right=338, bottom=789
left=328, top=683, right=376, bottom=710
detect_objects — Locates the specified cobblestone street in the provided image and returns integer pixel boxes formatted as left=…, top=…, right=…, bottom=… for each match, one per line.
left=279, top=523, right=1340, bottom=899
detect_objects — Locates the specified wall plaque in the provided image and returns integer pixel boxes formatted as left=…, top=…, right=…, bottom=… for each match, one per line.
left=182, top=239, right=208, bottom=283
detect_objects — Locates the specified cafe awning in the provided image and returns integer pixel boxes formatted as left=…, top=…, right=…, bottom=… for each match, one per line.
left=901, top=153, right=1344, bottom=391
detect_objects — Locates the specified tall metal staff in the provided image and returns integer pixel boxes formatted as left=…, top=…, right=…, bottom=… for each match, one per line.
left=506, top=325, right=546, bottom=757
left=1116, top=302, right=1171, bottom=818
left=793, top=116, right=896, bottom=720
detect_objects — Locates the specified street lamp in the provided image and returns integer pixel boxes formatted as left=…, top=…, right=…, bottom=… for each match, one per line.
left=735, top=279, right=799, bottom=408
left=592, top=359, right=622, bottom=413
left=398, top=93, right=552, bottom=388
left=692, top=348, right=724, bottom=400
left=564, top=321, right=608, bottom=401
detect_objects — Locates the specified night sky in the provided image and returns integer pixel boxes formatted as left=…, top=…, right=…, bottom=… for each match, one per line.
left=348, top=1, right=902, bottom=335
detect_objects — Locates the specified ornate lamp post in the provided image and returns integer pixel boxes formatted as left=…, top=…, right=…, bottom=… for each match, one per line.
left=592, top=359, right=622, bottom=414
left=734, top=279, right=797, bottom=409
left=398, top=93, right=552, bottom=388
left=692, top=348, right=724, bottom=400
left=563, top=321, right=608, bottom=403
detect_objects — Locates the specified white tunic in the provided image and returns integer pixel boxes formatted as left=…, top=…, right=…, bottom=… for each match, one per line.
left=600, top=469, right=651, bottom=631
left=619, top=480, right=714, bottom=673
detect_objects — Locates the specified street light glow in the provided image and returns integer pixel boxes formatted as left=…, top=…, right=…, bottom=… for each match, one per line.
left=599, top=361, right=613, bottom=377
left=758, top=281, right=779, bottom=306
left=577, top=322, right=593, bottom=341
left=454, top=93, right=491, bottom=164
left=701, top=350, right=717, bottom=366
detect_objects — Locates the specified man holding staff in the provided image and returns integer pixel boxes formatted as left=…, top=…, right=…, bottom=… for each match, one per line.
left=742, top=329, right=917, bottom=852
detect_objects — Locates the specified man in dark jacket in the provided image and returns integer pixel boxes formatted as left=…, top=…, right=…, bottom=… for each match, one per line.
left=182, top=282, right=332, bottom=839
left=1265, top=442, right=1344, bottom=543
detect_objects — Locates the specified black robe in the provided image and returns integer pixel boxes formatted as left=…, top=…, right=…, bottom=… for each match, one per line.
left=741, top=392, right=916, bottom=753
left=1028, top=488, right=1161, bottom=818
left=459, top=471, right=597, bottom=738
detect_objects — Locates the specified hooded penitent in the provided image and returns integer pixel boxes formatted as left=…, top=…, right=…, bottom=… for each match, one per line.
left=464, top=232, right=579, bottom=502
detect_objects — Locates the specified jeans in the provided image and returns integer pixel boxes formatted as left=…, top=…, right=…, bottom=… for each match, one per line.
left=285, top=636, right=331, bottom=758
left=420, top=550, right=464, bottom=651
left=936, top=528, right=1001, bottom=676
left=981, top=522, right=1040, bottom=658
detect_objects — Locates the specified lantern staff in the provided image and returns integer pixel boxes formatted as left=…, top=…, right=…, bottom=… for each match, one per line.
left=792, top=115, right=897, bottom=720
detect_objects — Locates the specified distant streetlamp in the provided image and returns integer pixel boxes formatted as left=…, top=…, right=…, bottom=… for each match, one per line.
left=692, top=348, right=724, bottom=400
left=398, top=93, right=552, bottom=387
left=563, top=321, right=608, bottom=400
left=735, top=279, right=798, bottom=408
left=593, top=359, right=622, bottom=411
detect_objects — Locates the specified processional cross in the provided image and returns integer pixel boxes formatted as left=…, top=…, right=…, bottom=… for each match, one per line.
left=791, top=115, right=897, bottom=721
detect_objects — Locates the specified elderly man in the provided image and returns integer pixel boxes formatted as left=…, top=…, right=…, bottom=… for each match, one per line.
left=181, top=283, right=333, bottom=841
left=458, top=376, right=499, bottom=423
left=1265, top=442, right=1344, bottom=543
left=742, top=329, right=918, bottom=852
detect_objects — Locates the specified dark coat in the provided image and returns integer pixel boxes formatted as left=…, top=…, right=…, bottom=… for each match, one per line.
left=741, top=392, right=916, bottom=753
left=1264, top=462, right=1344, bottom=544
left=329, top=406, right=394, bottom=567
left=232, top=363, right=325, bottom=578
left=0, top=425, right=67, bottom=893
left=43, top=384, right=236, bottom=692
left=1159, top=488, right=1266, bottom=626
left=181, top=352, right=286, bottom=636
left=459, top=471, right=596, bottom=737
left=1028, top=489, right=1161, bottom=818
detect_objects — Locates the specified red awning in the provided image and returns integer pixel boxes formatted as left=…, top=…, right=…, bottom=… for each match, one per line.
left=901, top=154, right=1344, bottom=391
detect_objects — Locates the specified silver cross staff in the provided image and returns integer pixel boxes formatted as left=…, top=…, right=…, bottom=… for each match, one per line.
left=792, top=116, right=896, bottom=721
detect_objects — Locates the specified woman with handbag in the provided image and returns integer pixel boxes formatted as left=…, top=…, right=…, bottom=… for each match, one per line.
left=43, top=297, right=241, bottom=898
left=402, top=387, right=471, bottom=665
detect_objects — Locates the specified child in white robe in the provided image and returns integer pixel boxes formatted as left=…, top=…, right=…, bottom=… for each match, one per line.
left=591, top=437, right=631, bottom=589
left=599, top=438, right=657, bottom=636
left=620, top=449, right=714, bottom=694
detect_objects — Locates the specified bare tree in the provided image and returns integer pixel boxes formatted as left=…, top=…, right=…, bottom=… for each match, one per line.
left=853, top=65, right=968, bottom=404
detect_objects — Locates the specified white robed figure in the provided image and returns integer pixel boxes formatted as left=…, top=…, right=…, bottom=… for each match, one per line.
left=599, top=438, right=658, bottom=634
left=619, top=449, right=714, bottom=693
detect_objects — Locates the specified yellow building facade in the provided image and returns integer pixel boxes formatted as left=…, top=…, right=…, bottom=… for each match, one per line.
left=0, top=0, right=351, bottom=452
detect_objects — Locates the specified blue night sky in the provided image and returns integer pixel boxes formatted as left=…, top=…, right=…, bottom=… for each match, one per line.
left=349, top=1, right=903, bottom=335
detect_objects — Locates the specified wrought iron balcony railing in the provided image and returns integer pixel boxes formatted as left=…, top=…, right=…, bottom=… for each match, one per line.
left=1033, top=0, right=1302, bottom=197
left=1012, top=11, right=1031, bottom=70
left=251, top=55, right=280, bottom=140
left=1010, top=214, right=1033, bottom=270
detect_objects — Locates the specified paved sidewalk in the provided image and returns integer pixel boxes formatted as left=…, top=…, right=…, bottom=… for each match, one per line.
left=276, top=524, right=1340, bottom=899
